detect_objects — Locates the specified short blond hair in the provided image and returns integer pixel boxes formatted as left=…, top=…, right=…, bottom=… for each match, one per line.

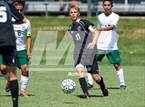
left=68, top=5, right=80, bottom=13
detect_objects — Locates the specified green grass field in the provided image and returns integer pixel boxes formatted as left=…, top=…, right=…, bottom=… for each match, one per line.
left=0, top=16, right=145, bottom=107
left=0, top=65, right=144, bottom=107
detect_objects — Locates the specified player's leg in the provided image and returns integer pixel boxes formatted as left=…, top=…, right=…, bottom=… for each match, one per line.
left=107, top=50, right=126, bottom=89
left=5, top=72, right=10, bottom=92
left=17, top=50, right=29, bottom=96
left=0, top=54, right=10, bottom=92
left=76, top=64, right=89, bottom=98
left=87, top=73, right=93, bottom=89
left=0, top=55, right=7, bottom=74
left=87, top=50, right=105, bottom=89
left=20, top=64, right=29, bottom=96
left=6, top=66, right=19, bottom=107
left=4, top=46, right=19, bottom=107
left=114, top=63, right=126, bottom=89
left=87, top=57, right=108, bottom=96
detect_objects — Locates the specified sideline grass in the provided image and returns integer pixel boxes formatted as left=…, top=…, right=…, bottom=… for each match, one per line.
left=0, top=65, right=144, bottom=107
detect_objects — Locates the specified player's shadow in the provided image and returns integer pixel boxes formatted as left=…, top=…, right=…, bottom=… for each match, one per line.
left=0, top=93, right=35, bottom=97
left=88, top=94, right=103, bottom=97
left=91, top=87, right=120, bottom=90
left=0, top=94, right=11, bottom=97
left=76, top=94, right=103, bottom=98
left=20, top=94, right=35, bottom=97
left=64, top=101, right=79, bottom=104
left=107, top=87, right=120, bottom=90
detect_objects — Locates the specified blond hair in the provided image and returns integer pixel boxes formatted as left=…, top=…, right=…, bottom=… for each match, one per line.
left=68, top=5, right=80, bottom=13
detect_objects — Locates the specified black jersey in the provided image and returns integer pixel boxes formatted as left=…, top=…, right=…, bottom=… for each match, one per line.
left=69, top=19, right=96, bottom=53
left=69, top=19, right=96, bottom=66
left=0, top=0, right=24, bottom=47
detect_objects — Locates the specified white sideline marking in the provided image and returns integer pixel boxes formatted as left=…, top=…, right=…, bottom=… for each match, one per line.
left=29, top=67, right=75, bottom=72
left=67, top=72, right=88, bottom=77
left=67, top=72, right=78, bottom=76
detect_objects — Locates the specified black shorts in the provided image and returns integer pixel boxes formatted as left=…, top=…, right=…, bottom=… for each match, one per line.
left=74, top=53, right=99, bottom=74
left=0, top=46, right=16, bottom=66
left=86, top=56, right=99, bottom=74
left=74, top=48, right=96, bottom=66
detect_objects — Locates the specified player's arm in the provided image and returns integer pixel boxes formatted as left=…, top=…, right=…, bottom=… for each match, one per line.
left=96, top=25, right=115, bottom=31
left=87, top=26, right=100, bottom=49
left=26, top=21, right=32, bottom=59
left=27, top=36, right=32, bottom=59
left=96, top=15, right=119, bottom=31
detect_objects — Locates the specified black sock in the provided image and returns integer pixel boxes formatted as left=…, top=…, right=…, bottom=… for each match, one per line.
left=96, top=76, right=106, bottom=90
left=79, top=77, right=88, bottom=95
left=10, top=80, right=19, bottom=107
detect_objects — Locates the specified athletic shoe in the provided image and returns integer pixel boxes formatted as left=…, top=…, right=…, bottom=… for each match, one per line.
left=78, top=92, right=89, bottom=99
left=101, top=88, right=109, bottom=96
left=20, top=89, right=28, bottom=97
left=120, top=85, right=126, bottom=90
left=87, top=83, right=93, bottom=90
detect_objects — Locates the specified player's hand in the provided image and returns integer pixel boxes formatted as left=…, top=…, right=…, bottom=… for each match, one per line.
left=23, top=17, right=27, bottom=23
left=27, top=52, right=32, bottom=60
left=87, top=42, right=96, bottom=49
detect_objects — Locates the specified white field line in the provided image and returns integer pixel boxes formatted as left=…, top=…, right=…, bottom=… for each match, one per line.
left=29, top=66, right=88, bottom=77
left=120, top=16, right=145, bottom=19
left=29, top=67, right=75, bottom=72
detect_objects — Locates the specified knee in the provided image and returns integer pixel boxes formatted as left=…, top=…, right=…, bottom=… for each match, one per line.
left=114, top=64, right=121, bottom=71
left=9, top=71, right=17, bottom=80
left=0, top=64, right=6, bottom=71
left=21, top=65, right=28, bottom=76
left=0, top=64, right=7, bottom=75
left=76, top=64, right=85, bottom=78
left=92, top=74, right=101, bottom=81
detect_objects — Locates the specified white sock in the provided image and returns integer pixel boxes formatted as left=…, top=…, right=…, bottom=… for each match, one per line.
left=20, top=75, right=29, bottom=90
left=87, top=73, right=93, bottom=85
left=116, top=68, right=126, bottom=86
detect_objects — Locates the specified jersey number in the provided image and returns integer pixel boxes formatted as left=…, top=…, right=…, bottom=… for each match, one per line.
left=0, top=6, right=7, bottom=23
left=75, top=33, right=81, bottom=40
left=16, top=30, right=22, bottom=37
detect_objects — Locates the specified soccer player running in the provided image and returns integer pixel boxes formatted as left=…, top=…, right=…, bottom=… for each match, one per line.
left=68, top=5, right=108, bottom=98
left=0, top=0, right=26, bottom=107
left=4, top=0, right=32, bottom=96
left=88, top=0, right=126, bottom=89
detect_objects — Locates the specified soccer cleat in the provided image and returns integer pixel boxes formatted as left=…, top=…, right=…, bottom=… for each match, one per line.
left=120, top=85, right=126, bottom=90
left=20, top=89, right=28, bottom=97
left=87, top=83, right=93, bottom=90
left=101, top=88, right=109, bottom=96
left=78, top=92, right=89, bottom=99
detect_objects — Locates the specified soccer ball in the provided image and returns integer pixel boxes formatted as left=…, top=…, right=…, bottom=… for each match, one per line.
left=61, top=79, right=76, bottom=94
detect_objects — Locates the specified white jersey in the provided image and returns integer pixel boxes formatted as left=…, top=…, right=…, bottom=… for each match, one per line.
left=97, top=12, right=119, bottom=50
left=13, top=19, right=31, bottom=51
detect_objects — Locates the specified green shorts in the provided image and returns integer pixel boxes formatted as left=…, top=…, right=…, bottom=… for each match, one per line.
left=0, top=55, right=3, bottom=64
left=96, top=50, right=121, bottom=64
left=17, top=50, right=29, bottom=67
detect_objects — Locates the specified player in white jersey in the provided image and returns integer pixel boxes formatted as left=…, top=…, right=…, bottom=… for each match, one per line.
left=5, top=0, right=32, bottom=96
left=87, top=0, right=126, bottom=90
left=15, top=0, right=32, bottom=96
